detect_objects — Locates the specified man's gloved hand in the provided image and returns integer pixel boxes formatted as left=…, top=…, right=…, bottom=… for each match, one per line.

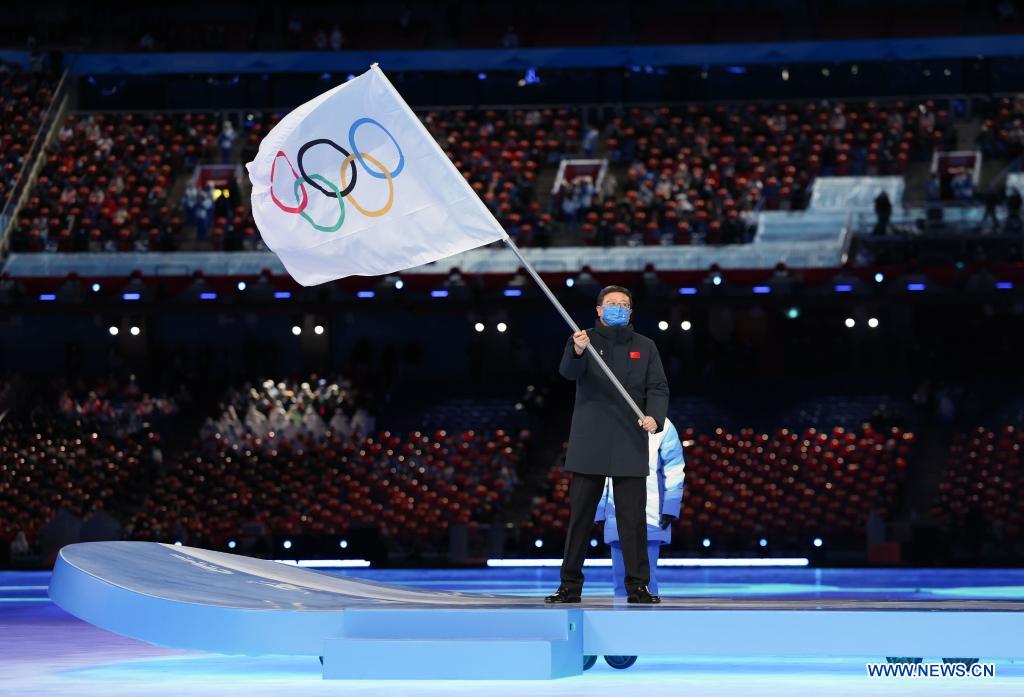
left=659, top=514, right=677, bottom=530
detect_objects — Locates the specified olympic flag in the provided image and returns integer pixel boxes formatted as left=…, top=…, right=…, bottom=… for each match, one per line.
left=245, top=64, right=507, bottom=286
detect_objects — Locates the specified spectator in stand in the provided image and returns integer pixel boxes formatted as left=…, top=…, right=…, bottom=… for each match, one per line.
left=873, top=190, right=892, bottom=236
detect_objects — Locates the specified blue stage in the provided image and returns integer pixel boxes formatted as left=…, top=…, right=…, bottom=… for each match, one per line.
left=42, top=542, right=1024, bottom=681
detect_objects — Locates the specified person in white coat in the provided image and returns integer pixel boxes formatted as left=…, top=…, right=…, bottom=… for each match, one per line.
left=594, top=417, right=685, bottom=597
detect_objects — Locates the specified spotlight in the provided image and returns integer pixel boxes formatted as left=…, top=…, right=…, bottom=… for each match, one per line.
left=91, top=283, right=101, bottom=293
left=534, top=539, right=543, bottom=548
left=813, top=537, right=823, bottom=548
left=844, top=318, right=856, bottom=328
left=283, top=540, right=293, bottom=550
left=173, top=541, right=183, bottom=546
left=681, top=320, right=692, bottom=331
left=395, top=279, right=404, bottom=290
left=658, top=320, right=669, bottom=331
left=712, top=275, right=723, bottom=286
left=759, top=538, right=768, bottom=548
left=474, top=322, right=485, bottom=332
left=590, top=538, right=598, bottom=548
left=228, top=540, right=236, bottom=549
left=108, top=326, right=119, bottom=336
left=339, top=540, right=348, bottom=549
left=130, top=326, right=141, bottom=336
left=496, top=322, right=508, bottom=333
left=565, top=277, right=575, bottom=287
left=867, top=317, right=879, bottom=328
left=237, top=281, right=247, bottom=291
left=787, top=307, right=800, bottom=320
left=314, top=325, right=325, bottom=335
left=291, top=325, right=302, bottom=336
left=874, top=272, right=884, bottom=283
left=702, top=538, right=711, bottom=548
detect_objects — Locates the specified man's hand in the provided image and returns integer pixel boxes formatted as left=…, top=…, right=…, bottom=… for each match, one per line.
left=638, top=415, right=657, bottom=433
left=660, top=514, right=677, bottom=530
left=572, top=330, right=590, bottom=356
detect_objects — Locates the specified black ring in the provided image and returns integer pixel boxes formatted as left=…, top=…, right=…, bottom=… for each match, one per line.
left=296, top=138, right=358, bottom=199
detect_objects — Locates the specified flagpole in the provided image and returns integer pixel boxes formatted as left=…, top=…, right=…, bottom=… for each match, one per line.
left=500, top=235, right=646, bottom=422
left=369, top=63, right=645, bottom=424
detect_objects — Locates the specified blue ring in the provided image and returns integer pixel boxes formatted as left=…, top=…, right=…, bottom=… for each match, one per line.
left=348, top=117, right=404, bottom=180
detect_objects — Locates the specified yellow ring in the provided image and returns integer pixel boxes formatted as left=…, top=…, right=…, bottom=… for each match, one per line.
left=341, top=152, right=394, bottom=218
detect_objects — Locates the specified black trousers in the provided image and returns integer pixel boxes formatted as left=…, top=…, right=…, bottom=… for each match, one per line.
left=559, top=472, right=649, bottom=594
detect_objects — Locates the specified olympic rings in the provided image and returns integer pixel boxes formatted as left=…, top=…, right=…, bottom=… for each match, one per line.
left=348, top=117, right=404, bottom=180
left=268, top=116, right=405, bottom=233
left=296, top=139, right=358, bottom=199
left=270, top=151, right=308, bottom=214
left=294, top=174, right=345, bottom=232
left=340, top=152, right=394, bottom=218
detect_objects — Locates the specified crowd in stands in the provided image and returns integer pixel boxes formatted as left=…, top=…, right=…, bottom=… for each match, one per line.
left=9, top=112, right=227, bottom=252
left=976, top=94, right=1024, bottom=161
left=5, top=96, right=962, bottom=253
left=0, top=419, right=162, bottom=556
left=57, top=374, right=182, bottom=436
left=130, top=425, right=523, bottom=552
left=0, top=59, right=56, bottom=211
left=555, top=100, right=950, bottom=247
left=525, top=423, right=912, bottom=548
left=932, top=425, right=1023, bottom=545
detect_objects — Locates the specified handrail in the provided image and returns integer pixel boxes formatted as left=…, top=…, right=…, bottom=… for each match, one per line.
left=0, top=67, right=71, bottom=256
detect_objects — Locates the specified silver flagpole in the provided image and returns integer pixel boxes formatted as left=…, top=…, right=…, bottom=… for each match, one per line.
left=501, top=235, right=646, bottom=422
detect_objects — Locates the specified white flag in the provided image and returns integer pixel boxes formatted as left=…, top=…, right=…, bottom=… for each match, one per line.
left=245, top=65, right=507, bottom=286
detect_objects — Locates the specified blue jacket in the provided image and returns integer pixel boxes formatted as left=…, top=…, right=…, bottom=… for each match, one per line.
left=594, top=418, right=685, bottom=545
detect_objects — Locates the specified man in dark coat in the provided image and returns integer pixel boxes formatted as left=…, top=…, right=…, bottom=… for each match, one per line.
left=545, top=285, right=669, bottom=604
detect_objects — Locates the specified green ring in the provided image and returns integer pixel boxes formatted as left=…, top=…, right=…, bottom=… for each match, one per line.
left=294, top=174, right=345, bottom=232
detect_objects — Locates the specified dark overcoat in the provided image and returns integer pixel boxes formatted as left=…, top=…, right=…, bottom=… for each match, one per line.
left=559, top=323, right=669, bottom=477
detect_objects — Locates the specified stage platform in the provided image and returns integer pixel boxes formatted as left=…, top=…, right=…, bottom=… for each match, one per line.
left=47, top=542, right=1024, bottom=680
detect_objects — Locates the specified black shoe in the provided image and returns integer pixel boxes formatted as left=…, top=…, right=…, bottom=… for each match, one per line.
left=626, top=585, right=661, bottom=604
left=544, top=586, right=581, bottom=604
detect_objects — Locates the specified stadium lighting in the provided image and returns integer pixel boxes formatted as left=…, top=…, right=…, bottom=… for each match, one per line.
left=496, top=322, right=508, bottom=333
left=702, top=538, right=712, bottom=548
left=590, top=538, right=598, bottom=548
left=844, top=318, right=856, bottom=328
left=759, top=538, right=768, bottom=548
left=565, top=277, right=575, bottom=287
left=474, top=322, right=485, bottom=332
left=711, top=275, right=723, bottom=286
left=874, top=273, right=884, bottom=283
left=534, top=539, right=543, bottom=548
left=108, top=326, right=119, bottom=336
left=283, top=540, right=293, bottom=550
left=813, top=537, right=823, bottom=548
left=314, top=325, right=325, bottom=335
left=787, top=307, right=800, bottom=320
left=228, top=540, right=236, bottom=549
left=291, top=326, right=302, bottom=336
left=237, top=281, right=247, bottom=291
left=339, top=540, right=348, bottom=549
left=91, top=283, right=101, bottom=293
left=394, top=279, right=404, bottom=289
left=658, top=320, right=669, bottom=331
left=130, top=326, right=141, bottom=336
left=681, top=320, right=692, bottom=331
left=868, top=317, right=879, bottom=328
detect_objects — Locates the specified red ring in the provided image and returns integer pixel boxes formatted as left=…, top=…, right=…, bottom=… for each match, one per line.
left=270, top=150, right=308, bottom=214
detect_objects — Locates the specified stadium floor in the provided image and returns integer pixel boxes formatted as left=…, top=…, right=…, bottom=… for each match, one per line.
left=3, top=566, right=1024, bottom=696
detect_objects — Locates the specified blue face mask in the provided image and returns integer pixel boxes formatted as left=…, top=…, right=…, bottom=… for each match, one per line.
left=601, top=304, right=630, bottom=327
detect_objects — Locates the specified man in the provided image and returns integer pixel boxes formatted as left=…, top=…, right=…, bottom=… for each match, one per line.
left=595, top=417, right=684, bottom=597
left=545, top=285, right=669, bottom=604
